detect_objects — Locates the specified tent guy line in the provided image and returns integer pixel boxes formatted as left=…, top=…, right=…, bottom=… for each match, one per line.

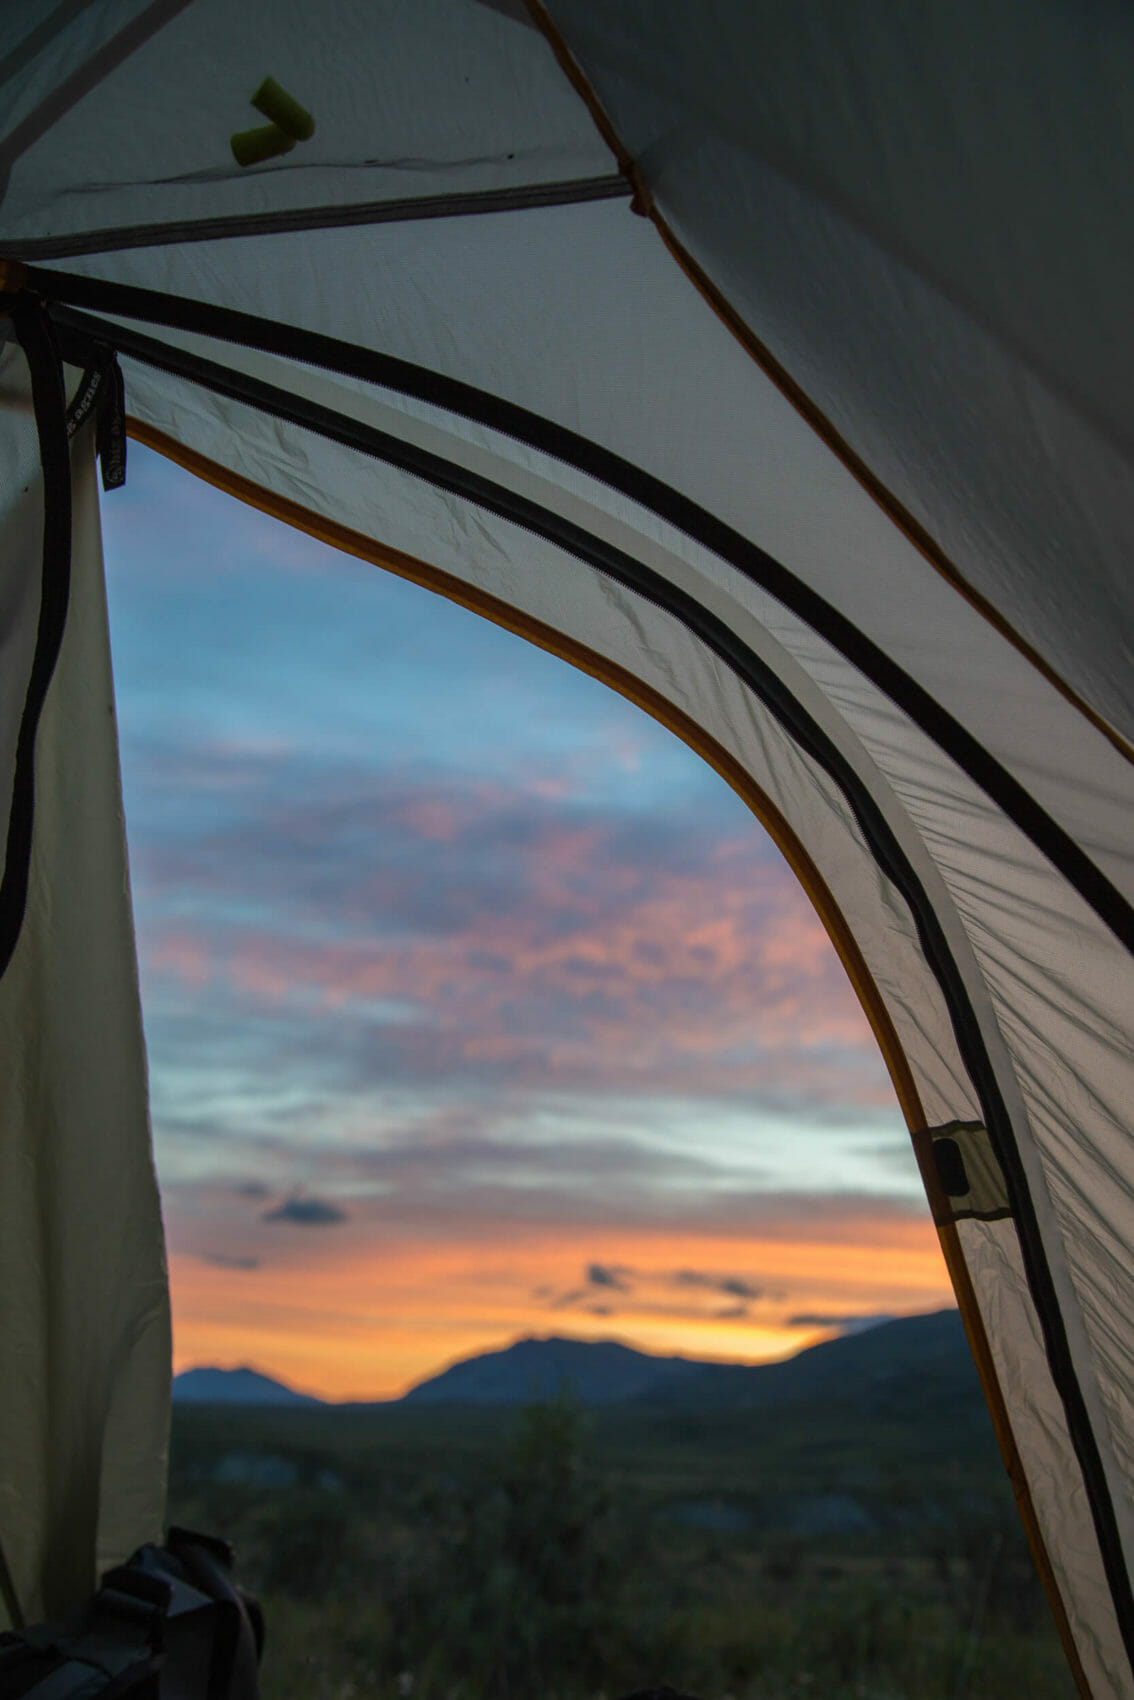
left=35, top=270, right=1134, bottom=959
left=34, top=295, right=1134, bottom=1661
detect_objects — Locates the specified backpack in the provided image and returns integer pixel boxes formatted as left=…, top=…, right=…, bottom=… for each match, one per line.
left=0, top=1529, right=262, bottom=1699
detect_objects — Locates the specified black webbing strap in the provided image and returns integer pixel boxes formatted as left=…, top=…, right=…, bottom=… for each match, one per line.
left=60, top=331, right=127, bottom=491
left=0, top=291, right=72, bottom=981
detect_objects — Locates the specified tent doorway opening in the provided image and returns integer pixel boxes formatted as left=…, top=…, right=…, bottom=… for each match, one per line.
left=102, top=445, right=1073, bottom=1699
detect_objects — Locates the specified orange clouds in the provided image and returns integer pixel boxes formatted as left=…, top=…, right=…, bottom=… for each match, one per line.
left=170, top=1205, right=953, bottom=1401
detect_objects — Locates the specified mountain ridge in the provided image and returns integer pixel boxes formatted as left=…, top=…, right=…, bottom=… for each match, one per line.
left=174, top=1309, right=971, bottom=1412
left=402, top=1334, right=708, bottom=1406
left=172, top=1365, right=323, bottom=1406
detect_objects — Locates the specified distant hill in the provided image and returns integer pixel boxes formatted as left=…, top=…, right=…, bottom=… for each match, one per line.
left=640, top=1308, right=977, bottom=1417
left=175, top=1312, right=975, bottom=1415
left=400, top=1311, right=972, bottom=1410
left=402, top=1336, right=706, bottom=1405
left=173, top=1366, right=323, bottom=1406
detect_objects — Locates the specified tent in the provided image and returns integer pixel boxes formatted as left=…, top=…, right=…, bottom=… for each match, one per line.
left=1, top=2, right=1132, bottom=1693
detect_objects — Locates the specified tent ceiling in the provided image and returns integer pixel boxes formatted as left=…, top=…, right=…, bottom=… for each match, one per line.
left=542, top=0, right=1134, bottom=746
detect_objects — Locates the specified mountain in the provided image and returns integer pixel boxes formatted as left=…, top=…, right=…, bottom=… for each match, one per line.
left=640, top=1308, right=978, bottom=1416
left=174, top=1312, right=975, bottom=1413
left=402, top=1336, right=708, bottom=1405
left=400, top=1311, right=973, bottom=1410
left=173, top=1366, right=323, bottom=1406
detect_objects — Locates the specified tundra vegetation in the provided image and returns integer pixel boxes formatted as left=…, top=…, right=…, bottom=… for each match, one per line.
left=168, top=1389, right=1075, bottom=1699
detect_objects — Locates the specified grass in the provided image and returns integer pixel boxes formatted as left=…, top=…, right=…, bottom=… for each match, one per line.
left=168, top=1398, right=1076, bottom=1699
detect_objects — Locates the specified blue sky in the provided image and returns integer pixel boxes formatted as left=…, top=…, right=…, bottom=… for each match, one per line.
left=99, top=443, right=949, bottom=1398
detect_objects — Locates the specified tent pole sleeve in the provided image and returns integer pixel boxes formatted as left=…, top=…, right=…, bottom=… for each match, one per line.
left=6, top=175, right=630, bottom=261
left=30, top=285, right=1134, bottom=957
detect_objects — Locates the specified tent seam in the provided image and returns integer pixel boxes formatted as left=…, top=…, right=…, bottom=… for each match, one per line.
left=0, top=0, right=194, bottom=179
left=4, top=174, right=631, bottom=261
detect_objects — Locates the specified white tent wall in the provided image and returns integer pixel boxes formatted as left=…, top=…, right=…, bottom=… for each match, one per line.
left=1, top=3, right=1133, bottom=1696
left=0, top=338, right=170, bottom=1630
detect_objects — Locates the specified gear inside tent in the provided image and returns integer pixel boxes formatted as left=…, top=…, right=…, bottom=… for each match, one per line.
left=1, top=3, right=1133, bottom=1695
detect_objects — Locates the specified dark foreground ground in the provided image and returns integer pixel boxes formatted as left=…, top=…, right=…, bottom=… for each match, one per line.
left=168, top=1395, right=1075, bottom=1700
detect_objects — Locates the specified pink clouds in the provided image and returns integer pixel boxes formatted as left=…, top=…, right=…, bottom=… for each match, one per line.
left=139, top=771, right=884, bottom=1105
left=150, top=932, right=212, bottom=989
left=391, top=795, right=465, bottom=842
left=109, top=448, right=929, bottom=1404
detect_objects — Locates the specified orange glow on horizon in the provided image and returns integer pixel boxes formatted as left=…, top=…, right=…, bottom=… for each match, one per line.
left=170, top=1210, right=953, bottom=1401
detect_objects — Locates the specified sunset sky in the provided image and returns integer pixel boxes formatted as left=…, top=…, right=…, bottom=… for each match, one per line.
left=100, top=443, right=954, bottom=1401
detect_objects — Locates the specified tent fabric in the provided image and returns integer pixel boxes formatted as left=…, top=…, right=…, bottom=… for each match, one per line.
left=539, top=0, right=1134, bottom=748
left=1, top=4, right=1132, bottom=1696
left=0, top=334, right=170, bottom=1627
left=0, top=0, right=614, bottom=246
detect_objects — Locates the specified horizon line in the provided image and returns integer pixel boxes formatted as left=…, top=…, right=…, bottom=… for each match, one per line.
left=173, top=1305, right=957, bottom=1404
